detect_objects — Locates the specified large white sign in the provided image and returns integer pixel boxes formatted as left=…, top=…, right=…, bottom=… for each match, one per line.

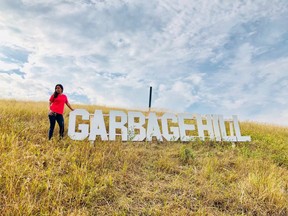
left=68, top=109, right=251, bottom=142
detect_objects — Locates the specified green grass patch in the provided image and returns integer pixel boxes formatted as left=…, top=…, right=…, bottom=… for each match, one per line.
left=0, top=100, right=287, bottom=215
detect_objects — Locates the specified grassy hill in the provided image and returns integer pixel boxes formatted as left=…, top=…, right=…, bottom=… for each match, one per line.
left=0, top=100, right=287, bottom=215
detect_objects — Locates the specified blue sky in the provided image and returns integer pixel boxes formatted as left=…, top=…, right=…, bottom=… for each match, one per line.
left=0, top=0, right=288, bottom=125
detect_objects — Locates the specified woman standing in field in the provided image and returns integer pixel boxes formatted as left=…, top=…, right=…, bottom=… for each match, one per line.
left=48, top=84, right=74, bottom=140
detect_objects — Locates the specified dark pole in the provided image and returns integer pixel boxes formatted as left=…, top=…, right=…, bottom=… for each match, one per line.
left=149, top=86, right=152, bottom=111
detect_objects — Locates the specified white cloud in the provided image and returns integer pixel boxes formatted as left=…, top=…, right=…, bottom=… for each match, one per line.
left=0, top=0, right=288, bottom=125
left=0, top=61, right=19, bottom=71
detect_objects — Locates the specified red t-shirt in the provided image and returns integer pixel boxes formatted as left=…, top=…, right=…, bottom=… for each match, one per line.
left=49, top=94, right=68, bottom=114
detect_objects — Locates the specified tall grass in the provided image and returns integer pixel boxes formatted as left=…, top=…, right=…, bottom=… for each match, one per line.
left=0, top=99, right=287, bottom=215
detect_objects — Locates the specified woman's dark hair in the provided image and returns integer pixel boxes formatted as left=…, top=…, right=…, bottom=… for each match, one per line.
left=54, top=84, right=64, bottom=98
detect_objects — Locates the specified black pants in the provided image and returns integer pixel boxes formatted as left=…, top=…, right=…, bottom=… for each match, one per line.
left=48, top=113, right=64, bottom=140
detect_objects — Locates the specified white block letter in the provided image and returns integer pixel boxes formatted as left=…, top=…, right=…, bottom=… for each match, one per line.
left=109, top=111, right=127, bottom=141
left=161, top=113, right=179, bottom=141
left=219, top=115, right=237, bottom=141
left=196, top=114, right=214, bottom=140
left=68, top=109, right=89, bottom=140
left=89, top=110, right=108, bottom=141
left=128, top=111, right=146, bottom=141
left=212, top=115, right=221, bottom=141
left=233, top=115, right=251, bottom=142
left=178, top=113, right=196, bottom=141
left=146, top=112, right=163, bottom=141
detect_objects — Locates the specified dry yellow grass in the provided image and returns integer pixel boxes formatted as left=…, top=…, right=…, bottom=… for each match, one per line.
left=0, top=99, right=287, bottom=215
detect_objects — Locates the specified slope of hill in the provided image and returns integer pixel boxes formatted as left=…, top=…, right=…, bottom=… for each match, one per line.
left=0, top=100, right=287, bottom=215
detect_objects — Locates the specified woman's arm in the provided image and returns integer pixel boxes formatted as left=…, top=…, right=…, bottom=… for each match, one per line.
left=48, top=101, right=53, bottom=115
left=66, top=102, right=74, bottom=111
